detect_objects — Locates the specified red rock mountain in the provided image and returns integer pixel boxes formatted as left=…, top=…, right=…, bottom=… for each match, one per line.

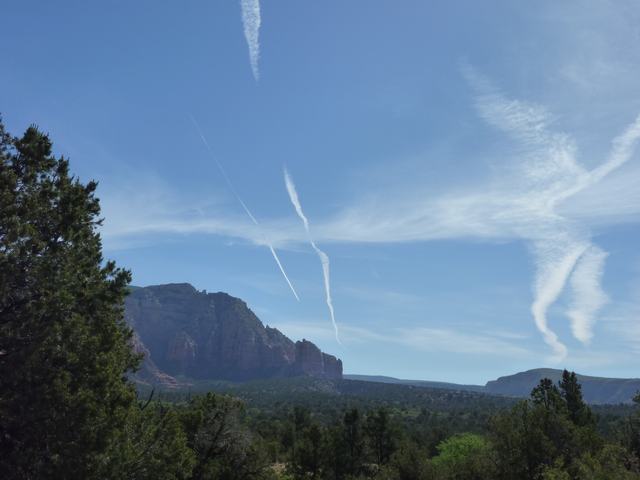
left=125, top=283, right=342, bottom=386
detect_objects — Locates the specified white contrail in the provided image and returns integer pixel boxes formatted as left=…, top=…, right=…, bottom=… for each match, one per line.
left=558, top=113, right=640, bottom=203
left=240, top=0, right=261, bottom=81
left=467, top=67, right=640, bottom=359
left=284, top=168, right=341, bottom=344
left=266, top=245, right=300, bottom=301
left=589, top=114, right=640, bottom=185
left=567, top=245, right=609, bottom=344
left=558, top=116, right=640, bottom=344
left=190, top=115, right=299, bottom=301
left=531, top=236, right=588, bottom=360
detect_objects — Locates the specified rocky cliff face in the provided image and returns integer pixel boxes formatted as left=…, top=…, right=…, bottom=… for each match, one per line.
left=125, top=283, right=342, bottom=386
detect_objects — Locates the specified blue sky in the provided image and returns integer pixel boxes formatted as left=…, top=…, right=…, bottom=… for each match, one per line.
left=3, top=0, right=640, bottom=383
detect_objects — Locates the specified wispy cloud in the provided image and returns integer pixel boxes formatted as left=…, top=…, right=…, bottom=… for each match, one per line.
left=567, top=246, right=609, bottom=344
left=240, top=0, right=261, bottom=81
left=460, top=75, right=589, bottom=359
left=284, top=168, right=340, bottom=343
left=395, top=327, right=532, bottom=357
left=466, top=69, right=640, bottom=359
left=603, top=278, right=640, bottom=354
left=189, top=115, right=299, bottom=301
left=98, top=175, right=246, bottom=247
left=530, top=236, right=587, bottom=360
left=607, top=312, right=640, bottom=354
left=313, top=70, right=640, bottom=360
left=270, top=320, right=532, bottom=358
left=340, top=285, right=427, bottom=309
left=99, top=70, right=640, bottom=359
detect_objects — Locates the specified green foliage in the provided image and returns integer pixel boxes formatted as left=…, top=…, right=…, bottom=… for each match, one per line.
left=343, top=408, right=366, bottom=475
left=379, top=442, right=433, bottom=480
left=0, top=121, right=139, bottom=478
left=290, top=421, right=323, bottom=478
left=365, top=408, right=397, bottom=465
left=431, top=433, right=496, bottom=480
left=573, top=445, right=640, bottom=480
left=490, top=374, right=609, bottom=480
left=559, top=370, right=594, bottom=428
left=179, top=392, right=274, bottom=480
left=531, top=378, right=565, bottom=412
left=540, top=462, right=572, bottom=480
left=542, top=445, right=640, bottom=480
left=490, top=400, right=553, bottom=479
left=620, top=393, right=640, bottom=469
left=149, top=373, right=640, bottom=480
left=100, top=402, right=195, bottom=479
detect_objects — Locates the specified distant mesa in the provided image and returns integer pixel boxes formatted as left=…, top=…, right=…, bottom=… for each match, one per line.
left=346, top=368, right=640, bottom=405
left=125, top=284, right=637, bottom=405
left=125, top=283, right=342, bottom=388
left=483, top=368, right=640, bottom=405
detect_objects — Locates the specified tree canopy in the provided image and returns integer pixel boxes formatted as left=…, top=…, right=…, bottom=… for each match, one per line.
left=0, top=120, right=144, bottom=478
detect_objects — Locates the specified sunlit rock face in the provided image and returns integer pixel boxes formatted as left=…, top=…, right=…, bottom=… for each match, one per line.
left=291, top=339, right=343, bottom=379
left=125, top=283, right=343, bottom=383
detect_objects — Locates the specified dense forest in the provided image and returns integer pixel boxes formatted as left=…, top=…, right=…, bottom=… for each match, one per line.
left=136, top=373, right=640, bottom=480
left=2, top=119, right=640, bottom=479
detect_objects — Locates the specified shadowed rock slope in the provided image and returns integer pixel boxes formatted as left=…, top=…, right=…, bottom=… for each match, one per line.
left=125, top=283, right=342, bottom=386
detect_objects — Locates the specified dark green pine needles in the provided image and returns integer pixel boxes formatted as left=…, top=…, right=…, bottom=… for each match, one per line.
left=0, top=119, right=151, bottom=479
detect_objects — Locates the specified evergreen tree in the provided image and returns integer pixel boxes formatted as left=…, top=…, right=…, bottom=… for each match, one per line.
left=531, top=378, right=563, bottom=413
left=365, top=407, right=396, bottom=466
left=558, top=370, right=593, bottom=427
left=382, top=441, right=433, bottom=480
left=343, top=408, right=365, bottom=476
left=622, top=392, right=640, bottom=464
left=0, top=120, right=140, bottom=478
left=491, top=376, right=607, bottom=480
left=489, top=401, right=554, bottom=480
left=290, top=423, right=323, bottom=479
left=101, top=401, right=195, bottom=479
left=180, top=392, right=272, bottom=480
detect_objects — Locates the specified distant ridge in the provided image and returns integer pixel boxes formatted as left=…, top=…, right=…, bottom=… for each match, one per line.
left=485, top=368, right=640, bottom=404
left=346, top=369, right=640, bottom=404
left=124, top=283, right=639, bottom=403
left=126, top=283, right=342, bottom=387
left=344, top=374, right=484, bottom=393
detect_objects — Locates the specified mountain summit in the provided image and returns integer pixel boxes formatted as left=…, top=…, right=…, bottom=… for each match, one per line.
left=125, top=283, right=342, bottom=386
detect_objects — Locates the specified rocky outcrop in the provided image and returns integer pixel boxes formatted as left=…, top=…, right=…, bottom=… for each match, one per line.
left=290, top=340, right=343, bottom=378
left=293, top=340, right=325, bottom=377
left=130, top=332, right=183, bottom=389
left=167, top=332, right=197, bottom=372
left=322, top=352, right=343, bottom=379
left=125, top=283, right=343, bottom=384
